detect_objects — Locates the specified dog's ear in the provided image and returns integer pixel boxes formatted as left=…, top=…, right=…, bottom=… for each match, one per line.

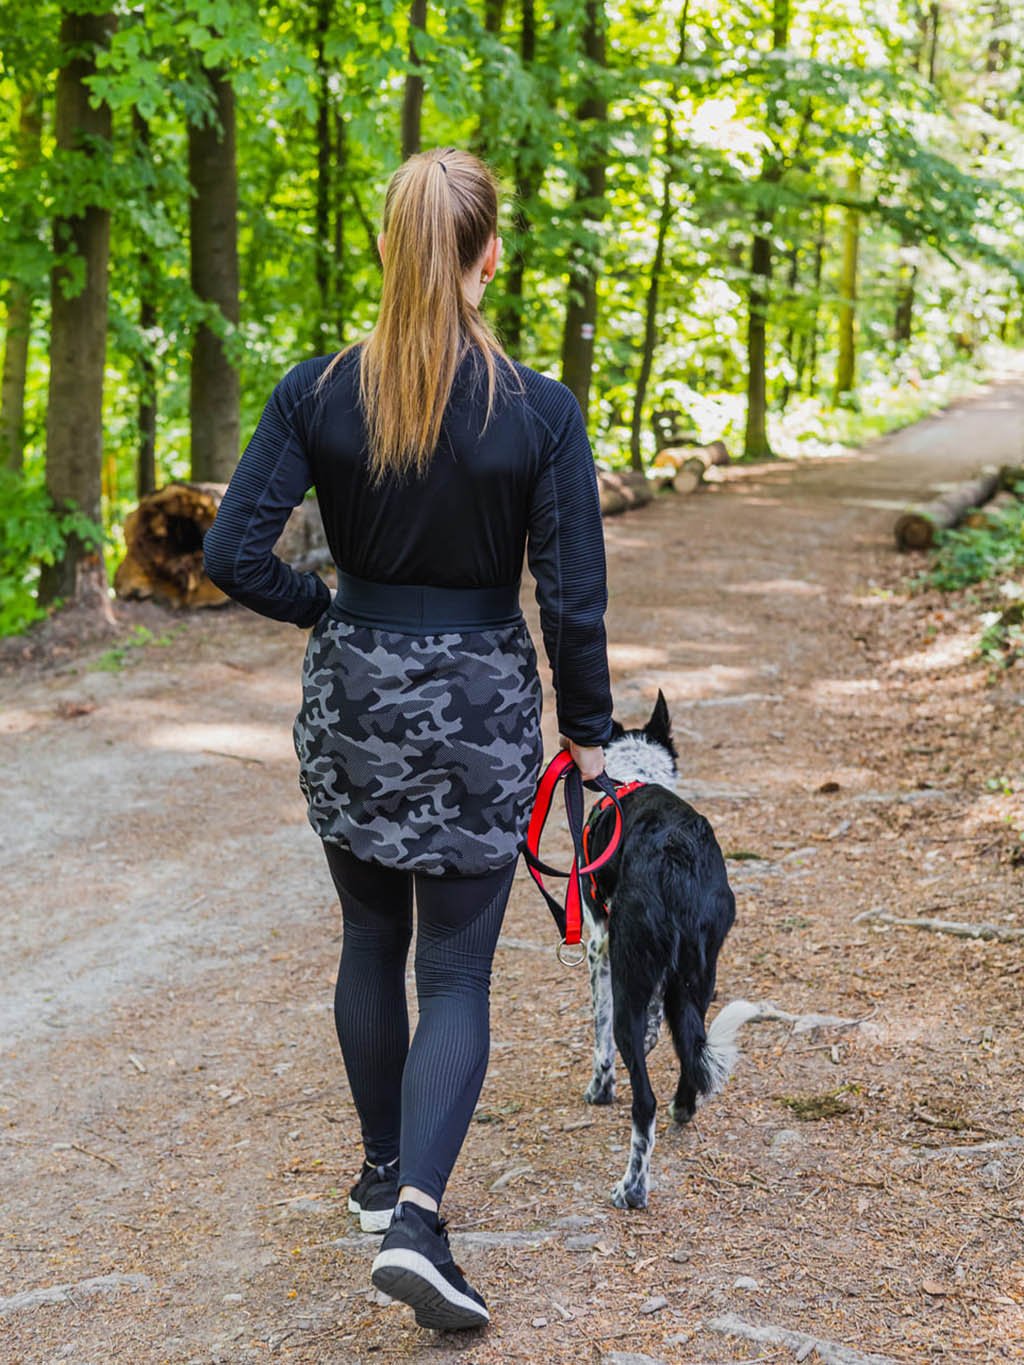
left=607, top=718, right=626, bottom=741
left=645, top=689, right=673, bottom=745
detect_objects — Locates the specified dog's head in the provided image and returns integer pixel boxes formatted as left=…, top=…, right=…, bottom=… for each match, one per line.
left=604, top=689, right=679, bottom=788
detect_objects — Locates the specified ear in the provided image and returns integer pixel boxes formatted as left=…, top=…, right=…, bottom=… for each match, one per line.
left=645, top=689, right=672, bottom=745
left=608, top=718, right=626, bottom=741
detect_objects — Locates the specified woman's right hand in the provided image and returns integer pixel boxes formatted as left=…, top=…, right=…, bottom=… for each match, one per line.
left=559, top=734, right=605, bottom=781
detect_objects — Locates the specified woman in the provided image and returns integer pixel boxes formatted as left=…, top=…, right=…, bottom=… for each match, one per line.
left=203, top=146, right=614, bottom=1332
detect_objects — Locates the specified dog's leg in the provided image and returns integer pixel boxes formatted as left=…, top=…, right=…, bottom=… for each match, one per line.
left=610, top=996, right=657, bottom=1209
left=664, top=977, right=702, bottom=1124
left=584, top=916, right=615, bottom=1106
left=645, top=985, right=664, bottom=1056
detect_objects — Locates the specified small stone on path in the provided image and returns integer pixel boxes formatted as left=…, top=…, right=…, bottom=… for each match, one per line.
left=639, top=1294, right=668, bottom=1314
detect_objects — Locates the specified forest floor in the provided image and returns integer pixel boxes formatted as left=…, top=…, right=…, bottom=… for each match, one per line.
left=2, top=373, right=1024, bottom=1365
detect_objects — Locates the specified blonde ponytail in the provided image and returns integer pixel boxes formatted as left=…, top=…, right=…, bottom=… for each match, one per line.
left=314, top=147, right=524, bottom=484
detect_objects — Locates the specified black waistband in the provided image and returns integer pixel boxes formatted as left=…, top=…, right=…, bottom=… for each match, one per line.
left=329, top=569, right=523, bottom=633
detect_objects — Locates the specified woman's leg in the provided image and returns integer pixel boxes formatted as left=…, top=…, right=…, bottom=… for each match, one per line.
left=397, top=854, right=518, bottom=1206
left=322, top=841, right=414, bottom=1165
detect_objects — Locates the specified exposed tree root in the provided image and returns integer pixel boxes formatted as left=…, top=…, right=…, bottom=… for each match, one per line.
left=854, top=907, right=1024, bottom=942
left=707, top=1312, right=896, bottom=1365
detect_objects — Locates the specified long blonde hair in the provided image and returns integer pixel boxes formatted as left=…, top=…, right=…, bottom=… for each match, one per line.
left=314, top=146, right=524, bottom=485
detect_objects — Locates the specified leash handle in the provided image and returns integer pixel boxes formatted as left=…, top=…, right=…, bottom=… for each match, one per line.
left=521, top=749, right=627, bottom=951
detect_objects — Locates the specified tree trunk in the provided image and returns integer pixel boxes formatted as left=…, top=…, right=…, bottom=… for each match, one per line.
left=132, top=108, right=158, bottom=498
left=333, top=107, right=349, bottom=344
left=495, top=0, right=539, bottom=352
left=401, top=0, right=428, bottom=159
left=743, top=229, right=772, bottom=459
left=560, top=0, right=608, bottom=424
left=37, top=9, right=117, bottom=609
left=188, top=66, right=240, bottom=483
left=802, top=207, right=825, bottom=394
left=1, top=89, right=43, bottom=473
left=313, top=0, right=333, bottom=352
left=742, top=0, right=788, bottom=459
left=834, top=167, right=860, bottom=401
left=629, top=3, right=688, bottom=472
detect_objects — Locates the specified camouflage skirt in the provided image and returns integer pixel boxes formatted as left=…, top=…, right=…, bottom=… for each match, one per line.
left=292, top=604, right=544, bottom=877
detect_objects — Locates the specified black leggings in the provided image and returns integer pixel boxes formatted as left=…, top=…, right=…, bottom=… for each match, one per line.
left=322, top=841, right=517, bottom=1204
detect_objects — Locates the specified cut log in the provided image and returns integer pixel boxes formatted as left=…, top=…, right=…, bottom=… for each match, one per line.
left=672, top=456, right=707, bottom=495
left=893, top=467, right=1002, bottom=551
left=597, top=469, right=653, bottom=516
left=962, top=489, right=1019, bottom=530
left=652, top=439, right=730, bottom=474
left=113, top=482, right=329, bottom=608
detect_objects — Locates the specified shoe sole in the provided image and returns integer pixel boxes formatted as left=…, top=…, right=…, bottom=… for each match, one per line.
left=371, top=1247, right=490, bottom=1331
left=347, top=1197, right=394, bottom=1233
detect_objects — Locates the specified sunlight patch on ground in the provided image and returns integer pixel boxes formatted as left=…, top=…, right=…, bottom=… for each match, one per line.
left=607, top=642, right=669, bottom=669
left=0, top=708, right=42, bottom=735
left=808, top=677, right=884, bottom=704
left=145, top=721, right=294, bottom=763
left=887, top=628, right=978, bottom=673
left=725, top=577, right=825, bottom=597
left=617, top=663, right=759, bottom=702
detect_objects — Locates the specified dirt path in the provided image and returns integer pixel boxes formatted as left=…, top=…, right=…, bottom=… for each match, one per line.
left=2, top=379, right=1023, bottom=1365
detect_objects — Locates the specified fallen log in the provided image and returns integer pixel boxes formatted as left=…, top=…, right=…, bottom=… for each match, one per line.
left=597, top=468, right=653, bottom=516
left=113, top=483, right=328, bottom=609
left=893, top=466, right=1002, bottom=550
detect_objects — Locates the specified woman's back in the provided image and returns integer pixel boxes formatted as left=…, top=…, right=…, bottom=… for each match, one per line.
left=289, top=341, right=598, bottom=591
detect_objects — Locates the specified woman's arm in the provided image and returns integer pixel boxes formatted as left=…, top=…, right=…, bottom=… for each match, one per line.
left=525, top=384, right=615, bottom=752
left=203, top=366, right=332, bottom=628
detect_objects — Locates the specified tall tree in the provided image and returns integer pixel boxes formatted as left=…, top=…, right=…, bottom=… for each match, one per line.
left=38, top=8, right=117, bottom=608
left=495, top=0, right=542, bottom=352
left=132, top=107, right=158, bottom=498
left=188, top=64, right=239, bottom=483
left=742, top=0, right=790, bottom=460
left=401, top=0, right=428, bottom=159
left=1, top=88, right=42, bottom=472
left=834, top=167, right=860, bottom=401
left=560, top=0, right=608, bottom=423
left=629, top=3, right=688, bottom=471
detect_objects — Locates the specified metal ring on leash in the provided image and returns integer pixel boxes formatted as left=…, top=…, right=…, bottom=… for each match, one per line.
left=557, top=938, right=587, bottom=968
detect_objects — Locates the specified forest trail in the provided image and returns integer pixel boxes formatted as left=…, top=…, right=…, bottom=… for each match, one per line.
left=2, top=376, right=1023, bottom=1364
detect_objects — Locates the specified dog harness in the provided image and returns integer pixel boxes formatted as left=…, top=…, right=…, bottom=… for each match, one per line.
left=522, top=750, right=634, bottom=964
left=581, top=779, right=645, bottom=911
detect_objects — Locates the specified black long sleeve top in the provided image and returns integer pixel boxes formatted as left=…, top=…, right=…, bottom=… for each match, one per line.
left=203, top=342, right=615, bottom=747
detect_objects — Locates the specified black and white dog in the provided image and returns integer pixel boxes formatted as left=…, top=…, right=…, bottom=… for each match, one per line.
left=581, top=690, right=756, bottom=1209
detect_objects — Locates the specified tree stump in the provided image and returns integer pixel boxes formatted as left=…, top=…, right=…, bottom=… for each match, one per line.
left=113, top=483, right=329, bottom=608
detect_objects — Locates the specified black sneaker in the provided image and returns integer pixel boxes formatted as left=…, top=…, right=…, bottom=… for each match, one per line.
left=371, top=1201, right=490, bottom=1331
left=347, top=1159, right=399, bottom=1233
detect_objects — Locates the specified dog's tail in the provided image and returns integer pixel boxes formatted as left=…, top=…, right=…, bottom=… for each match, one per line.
left=699, top=998, right=760, bottom=1097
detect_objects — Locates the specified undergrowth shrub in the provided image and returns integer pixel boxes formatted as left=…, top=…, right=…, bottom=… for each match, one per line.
left=0, top=470, right=105, bottom=637
left=917, top=486, right=1024, bottom=670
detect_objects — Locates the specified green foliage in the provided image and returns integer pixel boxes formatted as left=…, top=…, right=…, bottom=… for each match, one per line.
left=916, top=487, right=1024, bottom=671
left=919, top=497, right=1024, bottom=593
left=0, top=470, right=105, bottom=637
left=88, top=623, right=180, bottom=673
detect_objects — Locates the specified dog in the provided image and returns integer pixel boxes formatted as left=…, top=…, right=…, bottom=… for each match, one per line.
left=580, top=689, right=756, bottom=1209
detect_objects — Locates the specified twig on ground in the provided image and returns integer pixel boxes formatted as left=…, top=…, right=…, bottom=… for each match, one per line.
left=854, top=907, right=1024, bottom=941
left=707, top=1312, right=897, bottom=1365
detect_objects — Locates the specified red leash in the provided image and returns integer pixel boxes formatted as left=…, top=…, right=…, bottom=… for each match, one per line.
left=521, top=750, right=629, bottom=965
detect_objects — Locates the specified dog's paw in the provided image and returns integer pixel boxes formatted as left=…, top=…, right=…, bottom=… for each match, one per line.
left=668, top=1097, right=696, bottom=1125
left=611, top=1176, right=648, bottom=1210
left=584, top=1076, right=615, bottom=1106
